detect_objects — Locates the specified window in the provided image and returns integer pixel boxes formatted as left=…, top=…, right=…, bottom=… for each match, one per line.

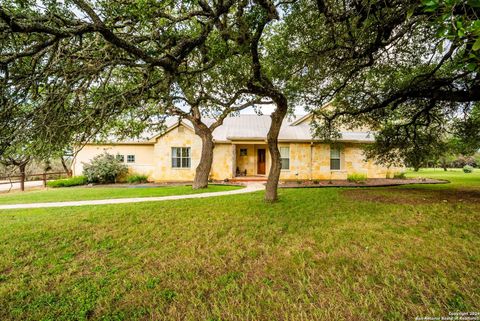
left=127, top=155, right=135, bottom=163
left=240, top=148, right=248, bottom=156
left=172, top=147, right=191, bottom=168
left=280, top=146, right=290, bottom=170
left=116, top=154, right=124, bottom=162
left=330, top=147, right=341, bottom=170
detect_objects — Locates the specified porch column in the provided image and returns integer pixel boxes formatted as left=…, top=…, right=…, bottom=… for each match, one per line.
left=231, top=144, right=236, bottom=178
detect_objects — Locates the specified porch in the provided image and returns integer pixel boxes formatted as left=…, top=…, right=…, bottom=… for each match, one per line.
left=232, top=143, right=269, bottom=178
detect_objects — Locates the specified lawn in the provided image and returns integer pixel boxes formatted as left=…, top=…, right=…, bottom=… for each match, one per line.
left=406, top=168, right=480, bottom=188
left=0, top=184, right=241, bottom=205
left=0, top=170, right=479, bottom=320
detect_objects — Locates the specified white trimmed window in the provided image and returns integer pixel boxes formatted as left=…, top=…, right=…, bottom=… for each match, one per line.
left=127, top=155, right=135, bottom=163
left=280, top=147, right=290, bottom=170
left=116, top=154, right=125, bottom=162
left=172, top=147, right=191, bottom=168
left=330, top=147, right=341, bottom=170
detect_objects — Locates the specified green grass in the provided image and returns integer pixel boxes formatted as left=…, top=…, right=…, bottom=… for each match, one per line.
left=0, top=171, right=479, bottom=320
left=406, top=168, right=480, bottom=188
left=0, top=184, right=241, bottom=205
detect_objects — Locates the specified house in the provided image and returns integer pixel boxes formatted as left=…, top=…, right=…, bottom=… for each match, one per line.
left=72, top=114, right=399, bottom=181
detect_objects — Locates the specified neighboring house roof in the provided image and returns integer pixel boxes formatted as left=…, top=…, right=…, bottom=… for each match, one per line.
left=98, top=114, right=375, bottom=144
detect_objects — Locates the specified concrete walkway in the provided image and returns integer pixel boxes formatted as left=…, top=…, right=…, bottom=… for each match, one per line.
left=0, top=183, right=264, bottom=210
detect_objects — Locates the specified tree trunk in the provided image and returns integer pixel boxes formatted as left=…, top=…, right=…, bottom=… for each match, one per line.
left=19, top=163, right=26, bottom=192
left=264, top=96, right=288, bottom=202
left=61, top=156, right=72, bottom=177
left=441, top=157, right=448, bottom=171
left=192, top=125, right=214, bottom=189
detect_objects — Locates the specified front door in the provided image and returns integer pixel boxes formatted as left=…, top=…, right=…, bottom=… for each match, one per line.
left=257, top=149, right=266, bottom=175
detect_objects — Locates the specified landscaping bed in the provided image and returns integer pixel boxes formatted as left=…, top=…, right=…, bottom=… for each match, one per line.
left=86, top=181, right=244, bottom=188
left=279, top=177, right=447, bottom=188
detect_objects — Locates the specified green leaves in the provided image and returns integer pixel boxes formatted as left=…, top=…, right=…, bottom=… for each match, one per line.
left=422, top=0, right=439, bottom=12
left=473, top=37, right=480, bottom=51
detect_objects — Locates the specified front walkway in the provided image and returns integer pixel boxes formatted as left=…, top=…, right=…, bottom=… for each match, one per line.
left=0, top=183, right=264, bottom=210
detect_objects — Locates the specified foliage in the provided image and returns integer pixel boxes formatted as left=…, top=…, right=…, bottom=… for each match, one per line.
left=451, top=104, right=480, bottom=155
left=46, top=176, right=87, bottom=188
left=308, top=1, right=480, bottom=167
left=463, top=165, right=474, bottom=173
left=126, top=174, right=149, bottom=184
left=393, top=172, right=407, bottom=179
left=365, top=125, right=450, bottom=170
left=82, top=153, right=128, bottom=184
left=347, top=173, right=367, bottom=183
left=451, top=155, right=478, bottom=168
left=2, top=0, right=480, bottom=201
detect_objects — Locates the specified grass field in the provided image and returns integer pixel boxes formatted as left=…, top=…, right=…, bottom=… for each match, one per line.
left=406, top=168, right=480, bottom=188
left=0, top=184, right=241, bottom=205
left=0, top=170, right=479, bottom=320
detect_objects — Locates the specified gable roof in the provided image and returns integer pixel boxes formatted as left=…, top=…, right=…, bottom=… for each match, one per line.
left=151, top=114, right=374, bottom=143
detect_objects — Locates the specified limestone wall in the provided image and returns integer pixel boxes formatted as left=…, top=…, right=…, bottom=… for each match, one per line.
left=278, top=142, right=399, bottom=180
left=72, top=144, right=155, bottom=178
left=74, top=129, right=400, bottom=183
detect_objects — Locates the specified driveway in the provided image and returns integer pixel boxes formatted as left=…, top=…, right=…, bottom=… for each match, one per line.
left=0, top=180, right=44, bottom=192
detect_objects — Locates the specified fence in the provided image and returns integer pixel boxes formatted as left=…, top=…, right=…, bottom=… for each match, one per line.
left=0, top=171, right=70, bottom=191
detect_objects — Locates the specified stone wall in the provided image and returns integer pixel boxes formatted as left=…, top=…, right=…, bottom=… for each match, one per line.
left=72, top=144, right=155, bottom=177
left=74, top=128, right=401, bottom=182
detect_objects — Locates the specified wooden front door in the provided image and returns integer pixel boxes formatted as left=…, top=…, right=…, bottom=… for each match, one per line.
left=257, top=149, right=266, bottom=175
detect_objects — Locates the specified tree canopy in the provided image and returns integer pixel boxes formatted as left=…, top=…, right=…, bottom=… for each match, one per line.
left=1, top=0, right=480, bottom=200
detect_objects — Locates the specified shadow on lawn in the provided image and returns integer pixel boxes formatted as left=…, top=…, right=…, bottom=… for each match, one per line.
left=342, top=187, right=480, bottom=205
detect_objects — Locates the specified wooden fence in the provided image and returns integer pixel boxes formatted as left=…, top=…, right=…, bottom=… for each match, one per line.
left=0, top=171, right=69, bottom=191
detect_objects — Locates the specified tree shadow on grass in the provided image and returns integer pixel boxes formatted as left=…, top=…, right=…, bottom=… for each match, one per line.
left=341, top=187, right=480, bottom=205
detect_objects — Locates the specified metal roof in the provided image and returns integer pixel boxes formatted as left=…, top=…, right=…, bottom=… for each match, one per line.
left=160, top=114, right=375, bottom=143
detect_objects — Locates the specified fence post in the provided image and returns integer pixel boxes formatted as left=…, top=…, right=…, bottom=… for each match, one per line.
left=20, top=171, right=25, bottom=192
left=43, top=173, right=47, bottom=187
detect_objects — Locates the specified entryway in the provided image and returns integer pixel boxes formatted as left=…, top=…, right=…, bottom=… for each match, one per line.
left=257, top=149, right=266, bottom=175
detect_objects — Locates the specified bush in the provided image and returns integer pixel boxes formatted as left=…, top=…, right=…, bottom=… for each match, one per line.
left=393, top=172, right=406, bottom=179
left=452, top=156, right=477, bottom=168
left=47, top=176, right=87, bottom=188
left=127, top=174, right=149, bottom=184
left=347, top=173, right=367, bottom=183
left=82, top=153, right=128, bottom=184
left=463, top=165, right=474, bottom=173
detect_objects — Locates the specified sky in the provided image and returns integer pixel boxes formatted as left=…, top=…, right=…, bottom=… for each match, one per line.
left=240, top=104, right=307, bottom=115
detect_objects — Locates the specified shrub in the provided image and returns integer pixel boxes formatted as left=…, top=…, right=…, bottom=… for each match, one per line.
left=313, top=180, right=320, bottom=184
left=47, top=176, right=87, bottom=188
left=393, top=172, right=406, bottom=179
left=452, top=156, right=477, bottom=168
left=82, top=152, right=128, bottom=184
left=463, top=165, right=474, bottom=173
left=347, top=173, right=367, bottom=183
left=127, top=174, right=149, bottom=184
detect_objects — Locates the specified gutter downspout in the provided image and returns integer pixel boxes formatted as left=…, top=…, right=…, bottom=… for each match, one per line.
left=310, top=142, right=313, bottom=180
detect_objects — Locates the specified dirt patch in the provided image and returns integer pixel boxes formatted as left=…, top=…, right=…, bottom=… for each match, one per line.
left=342, top=187, right=480, bottom=205
left=280, top=178, right=446, bottom=188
